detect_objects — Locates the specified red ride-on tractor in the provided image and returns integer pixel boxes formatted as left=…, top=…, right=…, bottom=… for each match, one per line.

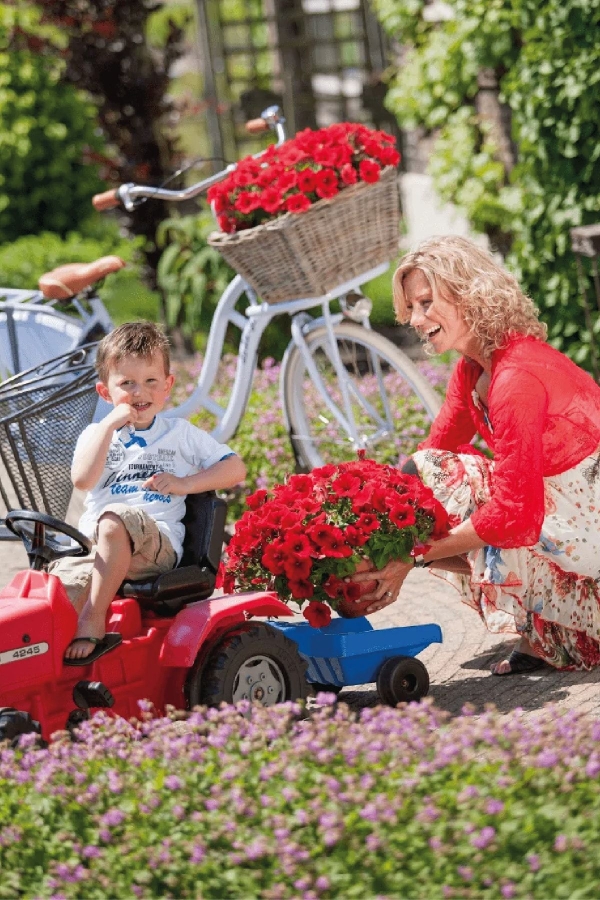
left=0, top=492, right=311, bottom=743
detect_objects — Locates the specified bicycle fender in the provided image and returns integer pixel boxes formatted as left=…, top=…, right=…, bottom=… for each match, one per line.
left=159, top=591, right=294, bottom=667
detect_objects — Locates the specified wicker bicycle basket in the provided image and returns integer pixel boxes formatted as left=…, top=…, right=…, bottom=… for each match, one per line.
left=207, top=166, right=401, bottom=304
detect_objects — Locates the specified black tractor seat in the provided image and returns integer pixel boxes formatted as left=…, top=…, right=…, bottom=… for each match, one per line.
left=119, top=491, right=228, bottom=617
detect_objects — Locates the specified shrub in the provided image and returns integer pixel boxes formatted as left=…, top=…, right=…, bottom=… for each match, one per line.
left=2, top=698, right=600, bottom=898
left=0, top=223, right=160, bottom=324
left=156, top=211, right=237, bottom=347
left=0, top=5, right=104, bottom=243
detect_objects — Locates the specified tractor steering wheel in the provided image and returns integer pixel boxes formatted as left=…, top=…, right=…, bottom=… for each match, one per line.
left=4, top=510, right=92, bottom=571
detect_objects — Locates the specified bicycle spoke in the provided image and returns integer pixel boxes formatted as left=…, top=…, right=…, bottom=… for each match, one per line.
left=284, top=323, right=442, bottom=468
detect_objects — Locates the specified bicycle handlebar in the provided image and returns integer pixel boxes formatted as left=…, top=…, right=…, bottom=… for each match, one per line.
left=245, top=117, right=270, bottom=134
left=92, top=189, right=120, bottom=211
left=92, top=105, right=287, bottom=213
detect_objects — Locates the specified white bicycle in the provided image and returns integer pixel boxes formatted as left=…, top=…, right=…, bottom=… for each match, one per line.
left=0, top=285, right=112, bottom=381
left=3, top=108, right=441, bottom=468
left=91, top=107, right=441, bottom=468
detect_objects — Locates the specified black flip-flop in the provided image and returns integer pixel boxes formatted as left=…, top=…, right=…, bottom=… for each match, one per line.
left=63, top=632, right=123, bottom=667
left=491, top=648, right=545, bottom=676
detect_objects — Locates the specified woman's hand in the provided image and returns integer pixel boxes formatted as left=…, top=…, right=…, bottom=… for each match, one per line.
left=350, top=559, right=414, bottom=614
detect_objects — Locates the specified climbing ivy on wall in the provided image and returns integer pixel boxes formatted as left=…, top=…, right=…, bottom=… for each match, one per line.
left=373, top=0, right=600, bottom=370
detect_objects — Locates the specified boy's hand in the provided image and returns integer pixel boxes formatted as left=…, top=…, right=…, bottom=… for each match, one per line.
left=142, top=472, right=187, bottom=495
left=107, top=403, right=137, bottom=430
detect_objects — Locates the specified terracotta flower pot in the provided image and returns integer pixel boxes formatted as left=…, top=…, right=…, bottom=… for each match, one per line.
left=336, top=559, right=378, bottom=619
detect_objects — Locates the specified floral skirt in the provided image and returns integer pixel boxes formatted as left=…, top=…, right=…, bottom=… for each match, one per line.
left=412, top=447, right=600, bottom=669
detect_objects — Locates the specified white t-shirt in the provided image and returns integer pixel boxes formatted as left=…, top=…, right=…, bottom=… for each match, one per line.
left=77, top=416, right=235, bottom=561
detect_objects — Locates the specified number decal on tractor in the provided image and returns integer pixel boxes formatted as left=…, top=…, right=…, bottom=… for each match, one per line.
left=0, top=643, right=49, bottom=665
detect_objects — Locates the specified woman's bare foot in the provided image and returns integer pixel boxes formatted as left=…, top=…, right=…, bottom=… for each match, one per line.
left=490, top=638, right=545, bottom=676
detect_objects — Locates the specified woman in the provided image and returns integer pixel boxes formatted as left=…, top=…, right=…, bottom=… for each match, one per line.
left=353, top=235, right=600, bottom=675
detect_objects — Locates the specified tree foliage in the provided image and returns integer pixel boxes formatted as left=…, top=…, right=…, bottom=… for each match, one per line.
left=0, top=4, right=103, bottom=242
left=374, top=0, right=600, bottom=370
left=35, top=0, right=190, bottom=305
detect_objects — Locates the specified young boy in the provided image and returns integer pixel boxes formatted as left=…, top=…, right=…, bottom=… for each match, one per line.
left=51, top=321, right=246, bottom=664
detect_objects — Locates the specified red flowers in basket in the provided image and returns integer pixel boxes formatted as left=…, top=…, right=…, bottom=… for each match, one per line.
left=223, top=457, right=451, bottom=627
left=207, top=122, right=401, bottom=234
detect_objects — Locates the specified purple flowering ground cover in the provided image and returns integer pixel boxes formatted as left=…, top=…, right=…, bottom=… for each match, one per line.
left=2, top=697, right=600, bottom=898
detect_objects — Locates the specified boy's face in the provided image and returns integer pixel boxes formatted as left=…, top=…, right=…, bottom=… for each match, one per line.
left=96, top=350, right=174, bottom=429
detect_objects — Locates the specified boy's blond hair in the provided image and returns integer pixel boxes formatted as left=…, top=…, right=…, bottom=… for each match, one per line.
left=95, top=321, right=171, bottom=383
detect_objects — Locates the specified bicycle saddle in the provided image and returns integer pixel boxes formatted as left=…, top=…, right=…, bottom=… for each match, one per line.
left=38, top=255, right=126, bottom=300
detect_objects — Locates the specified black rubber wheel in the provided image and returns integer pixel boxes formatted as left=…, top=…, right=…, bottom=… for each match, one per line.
left=0, top=707, right=42, bottom=746
left=189, top=623, right=313, bottom=708
left=309, top=682, right=343, bottom=696
left=376, top=656, right=430, bottom=706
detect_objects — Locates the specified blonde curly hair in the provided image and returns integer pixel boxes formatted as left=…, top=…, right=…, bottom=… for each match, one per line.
left=393, top=235, right=547, bottom=359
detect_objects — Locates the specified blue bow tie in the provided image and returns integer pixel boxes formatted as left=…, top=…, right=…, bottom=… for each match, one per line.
left=119, top=426, right=147, bottom=449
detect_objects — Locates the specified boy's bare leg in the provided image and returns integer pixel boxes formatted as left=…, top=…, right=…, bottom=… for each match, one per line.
left=65, top=513, right=132, bottom=660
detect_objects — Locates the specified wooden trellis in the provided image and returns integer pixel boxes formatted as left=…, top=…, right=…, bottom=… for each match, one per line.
left=194, top=0, right=399, bottom=163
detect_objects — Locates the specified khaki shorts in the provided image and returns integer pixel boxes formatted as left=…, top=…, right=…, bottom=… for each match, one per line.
left=48, top=503, right=177, bottom=610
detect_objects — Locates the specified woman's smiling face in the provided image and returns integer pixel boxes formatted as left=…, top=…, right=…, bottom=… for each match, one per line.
left=403, top=268, right=481, bottom=359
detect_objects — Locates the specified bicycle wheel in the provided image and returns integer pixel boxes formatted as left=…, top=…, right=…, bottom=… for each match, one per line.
left=283, top=322, right=442, bottom=469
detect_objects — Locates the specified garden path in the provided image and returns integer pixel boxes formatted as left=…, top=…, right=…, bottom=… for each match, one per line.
left=3, top=489, right=598, bottom=722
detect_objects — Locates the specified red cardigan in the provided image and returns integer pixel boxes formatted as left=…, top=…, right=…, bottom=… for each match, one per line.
left=419, top=335, right=600, bottom=548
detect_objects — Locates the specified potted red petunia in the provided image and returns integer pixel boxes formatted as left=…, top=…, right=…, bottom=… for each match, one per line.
left=223, top=456, right=451, bottom=627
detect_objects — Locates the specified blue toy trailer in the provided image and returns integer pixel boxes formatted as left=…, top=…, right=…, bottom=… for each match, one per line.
left=271, top=616, right=442, bottom=705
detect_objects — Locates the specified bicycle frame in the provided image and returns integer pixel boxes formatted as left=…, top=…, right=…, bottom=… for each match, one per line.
left=162, top=262, right=389, bottom=443
left=89, top=106, right=433, bottom=462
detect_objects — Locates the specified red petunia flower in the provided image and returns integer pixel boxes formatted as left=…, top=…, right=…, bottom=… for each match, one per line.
left=217, top=214, right=236, bottom=233
left=278, top=170, right=298, bottom=193
left=307, top=523, right=352, bottom=558
left=315, top=168, right=339, bottom=199
left=296, top=168, right=318, bottom=192
left=234, top=190, right=261, bottom=215
left=303, top=601, right=332, bottom=628
left=345, top=525, right=370, bottom=547
left=262, top=542, right=287, bottom=575
left=389, top=503, right=416, bottom=528
left=323, top=574, right=346, bottom=599
left=246, top=489, right=268, bottom=510
left=340, top=163, right=358, bottom=185
left=289, top=578, right=314, bottom=599
left=355, top=512, right=381, bottom=534
left=258, top=187, right=284, bottom=215
left=358, top=159, right=381, bottom=184
left=285, top=193, right=311, bottom=214
left=283, top=555, right=313, bottom=582
left=281, top=532, right=313, bottom=559
left=331, top=472, right=361, bottom=497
